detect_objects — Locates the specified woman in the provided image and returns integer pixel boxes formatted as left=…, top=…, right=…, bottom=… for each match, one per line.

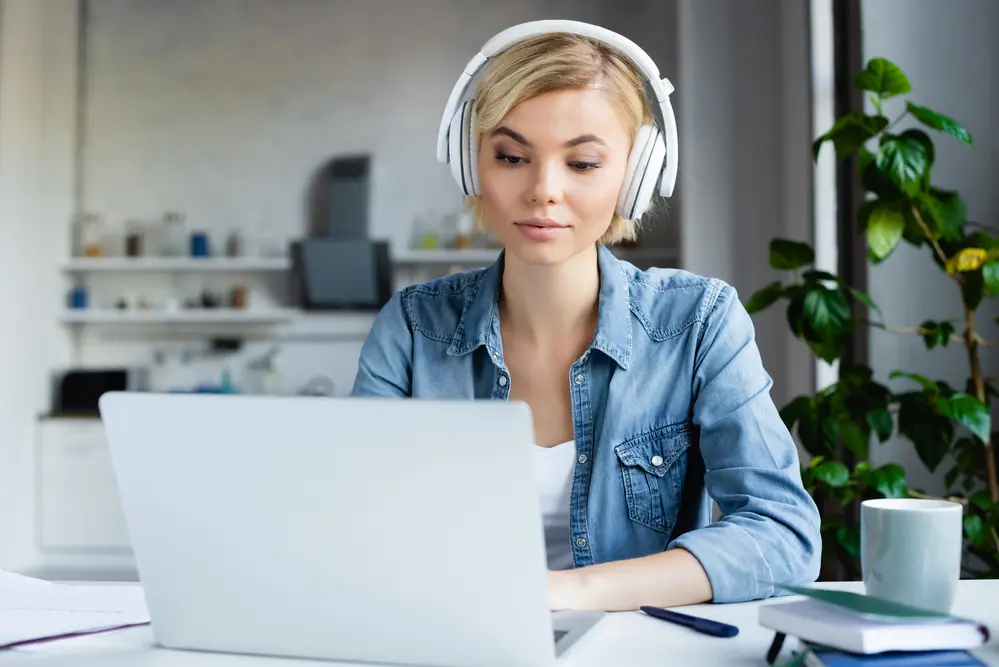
left=351, top=21, right=821, bottom=612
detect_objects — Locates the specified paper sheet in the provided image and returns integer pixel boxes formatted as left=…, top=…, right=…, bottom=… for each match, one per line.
left=0, top=571, right=150, bottom=651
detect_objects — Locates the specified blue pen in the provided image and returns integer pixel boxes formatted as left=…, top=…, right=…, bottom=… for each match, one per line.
left=639, top=605, right=740, bottom=638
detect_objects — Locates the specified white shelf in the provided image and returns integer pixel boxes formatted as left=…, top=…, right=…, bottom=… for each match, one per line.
left=61, top=257, right=291, bottom=273
left=60, top=308, right=296, bottom=325
left=392, top=249, right=500, bottom=265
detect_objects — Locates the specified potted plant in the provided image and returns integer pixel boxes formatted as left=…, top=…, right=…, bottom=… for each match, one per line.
left=746, top=57, right=998, bottom=579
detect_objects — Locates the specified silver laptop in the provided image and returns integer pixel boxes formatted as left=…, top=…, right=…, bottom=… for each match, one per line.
left=99, top=392, right=603, bottom=667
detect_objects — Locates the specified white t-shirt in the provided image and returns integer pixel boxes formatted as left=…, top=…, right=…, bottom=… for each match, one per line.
left=533, top=440, right=576, bottom=570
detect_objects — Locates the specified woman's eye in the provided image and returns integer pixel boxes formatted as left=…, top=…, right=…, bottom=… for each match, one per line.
left=495, top=153, right=525, bottom=165
left=569, top=161, right=600, bottom=171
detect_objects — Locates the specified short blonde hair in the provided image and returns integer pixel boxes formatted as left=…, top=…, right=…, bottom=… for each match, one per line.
left=467, top=32, right=655, bottom=245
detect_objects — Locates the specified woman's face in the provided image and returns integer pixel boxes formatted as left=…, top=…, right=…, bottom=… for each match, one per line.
left=476, top=87, right=632, bottom=266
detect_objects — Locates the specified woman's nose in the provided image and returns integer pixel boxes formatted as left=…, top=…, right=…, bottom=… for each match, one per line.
left=526, top=161, right=564, bottom=206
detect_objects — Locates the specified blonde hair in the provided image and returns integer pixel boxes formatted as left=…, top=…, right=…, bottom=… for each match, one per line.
left=467, top=32, right=655, bottom=245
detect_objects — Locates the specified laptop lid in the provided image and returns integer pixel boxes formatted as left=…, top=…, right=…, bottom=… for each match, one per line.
left=98, top=392, right=557, bottom=667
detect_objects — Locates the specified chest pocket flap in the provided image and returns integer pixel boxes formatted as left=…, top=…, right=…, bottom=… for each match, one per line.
left=613, top=425, right=692, bottom=534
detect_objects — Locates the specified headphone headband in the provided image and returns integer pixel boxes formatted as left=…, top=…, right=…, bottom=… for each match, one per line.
left=435, top=19, right=678, bottom=197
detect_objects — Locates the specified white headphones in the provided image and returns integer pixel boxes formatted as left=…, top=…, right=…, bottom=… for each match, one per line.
left=436, top=19, right=678, bottom=221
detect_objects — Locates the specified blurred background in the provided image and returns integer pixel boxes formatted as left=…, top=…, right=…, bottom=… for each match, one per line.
left=0, top=0, right=994, bottom=582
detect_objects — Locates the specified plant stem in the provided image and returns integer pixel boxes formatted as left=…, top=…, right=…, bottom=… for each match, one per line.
left=908, top=489, right=969, bottom=505
left=861, top=318, right=963, bottom=343
left=963, top=306, right=999, bottom=503
left=911, top=206, right=961, bottom=283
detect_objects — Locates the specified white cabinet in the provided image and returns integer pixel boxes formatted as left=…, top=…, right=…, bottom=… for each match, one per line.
left=36, top=417, right=131, bottom=553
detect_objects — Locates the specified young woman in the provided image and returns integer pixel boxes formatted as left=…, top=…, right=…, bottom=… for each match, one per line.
left=351, top=21, right=821, bottom=612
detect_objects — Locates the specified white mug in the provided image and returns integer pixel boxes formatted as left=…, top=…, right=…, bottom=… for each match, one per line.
left=860, top=498, right=963, bottom=613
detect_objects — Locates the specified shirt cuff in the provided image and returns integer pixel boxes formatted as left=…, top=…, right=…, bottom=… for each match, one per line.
left=668, top=522, right=775, bottom=604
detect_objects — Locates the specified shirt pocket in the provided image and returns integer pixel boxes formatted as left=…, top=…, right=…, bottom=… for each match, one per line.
left=613, top=425, right=693, bottom=535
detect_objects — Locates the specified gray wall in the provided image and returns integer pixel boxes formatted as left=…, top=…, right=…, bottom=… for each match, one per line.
left=863, top=0, right=999, bottom=493
left=679, top=0, right=816, bottom=409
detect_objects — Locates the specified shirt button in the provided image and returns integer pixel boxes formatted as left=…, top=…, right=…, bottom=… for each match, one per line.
left=492, top=351, right=499, bottom=362
left=497, top=375, right=508, bottom=387
left=577, top=454, right=587, bottom=464
left=651, top=455, right=664, bottom=467
left=574, top=374, right=584, bottom=385
left=575, top=537, right=587, bottom=548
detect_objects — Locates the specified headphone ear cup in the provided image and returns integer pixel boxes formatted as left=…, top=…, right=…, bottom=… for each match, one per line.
left=616, top=124, right=657, bottom=221
left=630, top=129, right=666, bottom=221
left=448, top=100, right=477, bottom=196
left=467, top=104, right=480, bottom=196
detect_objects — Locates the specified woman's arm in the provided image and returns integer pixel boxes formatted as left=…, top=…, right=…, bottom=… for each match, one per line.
left=548, top=548, right=712, bottom=611
left=350, top=291, right=414, bottom=397
left=551, top=282, right=822, bottom=610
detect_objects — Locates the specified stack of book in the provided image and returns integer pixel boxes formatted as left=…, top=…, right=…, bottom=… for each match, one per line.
left=758, top=587, right=991, bottom=666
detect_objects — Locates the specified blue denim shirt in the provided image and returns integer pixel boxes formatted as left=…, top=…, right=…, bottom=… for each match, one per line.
left=351, top=244, right=821, bottom=603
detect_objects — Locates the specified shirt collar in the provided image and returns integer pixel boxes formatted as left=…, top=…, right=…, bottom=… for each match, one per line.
left=447, top=244, right=632, bottom=370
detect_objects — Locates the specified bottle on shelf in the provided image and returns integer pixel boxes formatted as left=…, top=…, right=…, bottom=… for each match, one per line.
left=161, top=211, right=187, bottom=257
left=74, top=212, right=106, bottom=257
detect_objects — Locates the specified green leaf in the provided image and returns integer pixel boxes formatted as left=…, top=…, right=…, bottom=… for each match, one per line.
left=889, top=370, right=938, bottom=391
left=813, top=112, right=889, bottom=161
left=770, top=239, right=815, bottom=270
left=938, top=393, right=991, bottom=443
left=866, top=201, right=905, bottom=261
left=964, top=515, right=985, bottom=548
left=866, top=408, right=894, bottom=442
left=919, top=320, right=955, bottom=349
left=840, top=421, right=871, bottom=459
left=898, top=128, right=936, bottom=166
left=801, top=269, right=839, bottom=283
left=861, top=151, right=904, bottom=202
left=872, top=463, right=907, bottom=498
left=779, top=395, right=812, bottom=430
left=922, top=189, right=966, bottom=240
left=982, top=261, right=999, bottom=297
left=745, top=281, right=783, bottom=314
left=848, top=286, right=880, bottom=314
left=854, top=58, right=912, bottom=98
left=836, top=523, right=862, bottom=559
left=897, top=391, right=954, bottom=473
left=906, top=102, right=973, bottom=144
left=944, top=465, right=960, bottom=490
left=962, top=269, right=985, bottom=311
left=813, top=460, right=851, bottom=487
left=807, top=338, right=843, bottom=364
left=804, top=286, right=854, bottom=338
left=969, top=492, right=996, bottom=513
left=877, top=134, right=930, bottom=196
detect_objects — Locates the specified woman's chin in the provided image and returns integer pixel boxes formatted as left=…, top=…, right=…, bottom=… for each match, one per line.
left=501, top=236, right=595, bottom=267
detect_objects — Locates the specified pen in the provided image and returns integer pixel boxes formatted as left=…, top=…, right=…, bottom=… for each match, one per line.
left=639, top=605, right=740, bottom=638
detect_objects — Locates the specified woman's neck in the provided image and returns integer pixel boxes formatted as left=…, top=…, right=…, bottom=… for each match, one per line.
left=499, top=245, right=600, bottom=346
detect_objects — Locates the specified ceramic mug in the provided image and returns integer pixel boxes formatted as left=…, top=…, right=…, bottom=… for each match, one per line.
left=860, top=498, right=963, bottom=613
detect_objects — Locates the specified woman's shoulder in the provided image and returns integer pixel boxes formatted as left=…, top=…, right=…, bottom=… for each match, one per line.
left=617, top=260, right=740, bottom=336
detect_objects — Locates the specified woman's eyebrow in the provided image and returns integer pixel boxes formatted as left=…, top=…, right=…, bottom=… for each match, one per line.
left=489, top=127, right=606, bottom=148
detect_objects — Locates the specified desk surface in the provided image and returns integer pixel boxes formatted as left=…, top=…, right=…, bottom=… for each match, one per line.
left=2, top=580, right=997, bottom=666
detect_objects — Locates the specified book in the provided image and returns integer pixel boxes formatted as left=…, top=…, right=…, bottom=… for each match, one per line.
left=759, top=587, right=990, bottom=656
left=803, top=647, right=987, bottom=666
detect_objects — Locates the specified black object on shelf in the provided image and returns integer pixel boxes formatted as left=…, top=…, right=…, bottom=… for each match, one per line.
left=290, top=238, right=392, bottom=311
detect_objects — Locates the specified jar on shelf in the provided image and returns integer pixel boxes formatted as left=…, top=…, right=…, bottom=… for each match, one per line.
left=161, top=211, right=187, bottom=257
left=125, top=219, right=144, bottom=257
left=76, top=212, right=105, bottom=257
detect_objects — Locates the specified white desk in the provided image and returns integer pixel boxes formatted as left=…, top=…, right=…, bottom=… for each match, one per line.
left=2, top=581, right=997, bottom=666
